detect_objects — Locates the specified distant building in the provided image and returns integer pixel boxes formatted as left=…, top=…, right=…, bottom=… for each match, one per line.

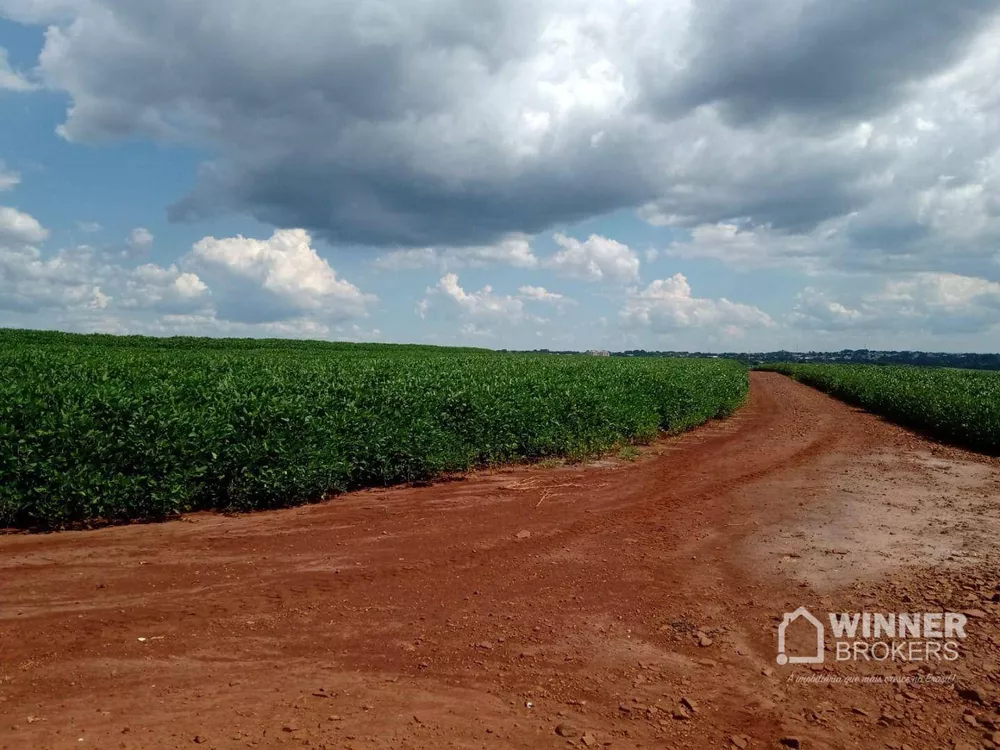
left=586, top=349, right=611, bottom=357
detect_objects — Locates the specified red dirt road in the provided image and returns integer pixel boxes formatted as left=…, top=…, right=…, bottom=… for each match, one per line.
left=3, top=372, right=1000, bottom=749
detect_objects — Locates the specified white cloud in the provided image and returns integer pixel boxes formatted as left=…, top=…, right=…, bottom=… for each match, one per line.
left=0, top=46, right=37, bottom=92
left=666, top=222, right=838, bottom=272
left=373, top=247, right=439, bottom=271
left=0, top=206, right=49, bottom=245
left=790, top=272, right=1000, bottom=335
left=789, top=287, right=866, bottom=331
left=458, top=235, right=538, bottom=268
left=877, top=272, right=1000, bottom=308
left=116, top=313, right=355, bottom=341
left=416, top=272, right=535, bottom=339
left=77, top=221, right=102, bottom=233
left=0, top=228, right=209, bottom=318
left=94, top=314, right=383, bottom=341
left=622, top=273, right=774, bottom=333
left=460, top=323, right=495, bottom=338
left=545, top=233, right=640, bottom=284
left=0, top=244, right=111, bottom=313
left=121, top=263, right=210, bottom=313
left=126, top=227, right=154, bottom=251
left=373, top=234, right=538, bottom=271
left=867, top=272, right=1000, bottom=333
left=518, top=285, right=570, bottom=304
left=88, top=287, right=110, bottom=310
left=0, top=165, right=20, bottom=192
left=189, top=228, right=375, bottom=324
left=428, top=272, right=524, bottom=321
left=0, top=221, right=374, bottom=335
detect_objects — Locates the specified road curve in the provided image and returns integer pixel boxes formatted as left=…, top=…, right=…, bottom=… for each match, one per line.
left=2, top=372, right=998, bottom=749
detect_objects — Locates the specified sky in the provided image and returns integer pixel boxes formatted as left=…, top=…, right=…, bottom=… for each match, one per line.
left=2, top=1, right=1000, bottom=353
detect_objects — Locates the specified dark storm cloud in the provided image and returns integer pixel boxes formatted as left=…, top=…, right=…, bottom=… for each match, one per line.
left=651, top=0, right=1000, bottom=124
left=170, top=138, right=656, bottom=247
left=5, top=0, right=1000, bottom=266
left=642, top=132, right=879, bottom=233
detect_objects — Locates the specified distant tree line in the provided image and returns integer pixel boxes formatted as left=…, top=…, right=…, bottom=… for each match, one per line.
left=504, top=348, right=1000, bottom=371
left=617, top=349, right=1000, bottom=371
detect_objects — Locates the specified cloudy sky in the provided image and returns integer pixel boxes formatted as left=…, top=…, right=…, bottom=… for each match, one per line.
left=2, top=1, right=1000, bottom=352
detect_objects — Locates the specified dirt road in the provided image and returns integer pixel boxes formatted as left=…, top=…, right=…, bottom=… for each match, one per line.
left=2, top=372, right=1000, bottom=749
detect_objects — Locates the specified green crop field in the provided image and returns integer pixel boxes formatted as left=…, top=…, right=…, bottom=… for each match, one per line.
left=0, top=329, right=748, bottom=529
left=761, top=362, right=1000, bottom=455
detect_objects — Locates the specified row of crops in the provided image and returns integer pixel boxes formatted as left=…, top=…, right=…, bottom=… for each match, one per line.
left=761, top=363, right=999, bottom=454
left=1, top=329, right=748, bottom=528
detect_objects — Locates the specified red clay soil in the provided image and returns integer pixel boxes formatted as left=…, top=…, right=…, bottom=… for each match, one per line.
left=3, top=372, right=1000, bottom=750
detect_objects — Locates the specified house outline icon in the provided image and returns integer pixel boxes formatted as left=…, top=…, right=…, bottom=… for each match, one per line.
left=777, top=607, right=825, bottom=665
